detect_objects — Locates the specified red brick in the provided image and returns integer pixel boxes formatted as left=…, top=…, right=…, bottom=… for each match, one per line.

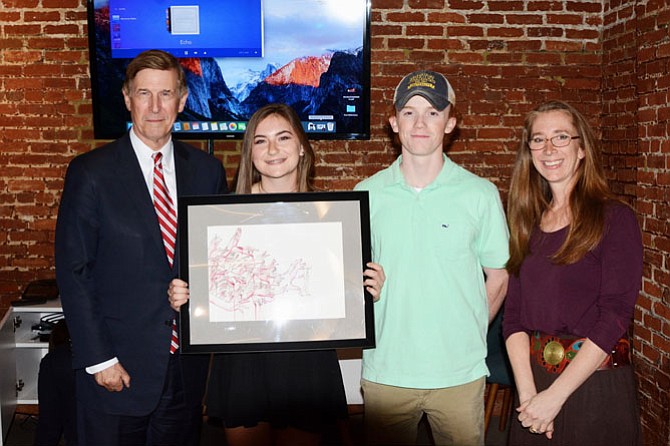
left=373, top=24, right=403, bottom=36
left=447, top=26, right=485, bottom=37
left=64, top=38, right=89, bottom=50
left=448, top=0, right=485, bottom=10
left=566, top=28, right=601, bottom=40
left=42, top=0, right=80, bottom=7
left=567, top=1, right=602, bottom=13
left=448, top=52, right=485, bottom=63
left=565, top=52, right=602, bottom=65
left=547, top=14, right=586, bottom=25
left=527, top=27, right=564, bottom=38
left=476, top=128, right=516, bottom=140
left=485, top=52, right=523, bottom=67
left=3, top=50, right=43, bottom=64
left=488, top=1, right=525, bottom=12
left=23, top=11, right=61, bottom=22
left=427, top=12, right=466, bottom=23
left=506, top=14, right=543, bottom=25
left=3, top=0, right=39, bottom=7
left=527, top=1, right=563, bottom=11
left=65, top=10, right=87, bottom=22
left=427, top=38, right=465, bottom=50
left=0, top=11, right=22, bottom=21
left=23, top=64, right=62, bottom=77
left=406, top=25, right=445, bottom=36
left=374, top=0, right=404, bottom=8
left=507, top=40, right=543, bottom=51
left=0, top=38, right=23, bottom=50
left=643, top=313, right=663, bottom=331
left=525, top=53, right=563, bottom=65
left=387, top=38, right=425, bottom=49
left=487, top=27, right=524, bottom=38
left=466, top=13, right=505, bottom=24
left=563, top=78, right=601, bottom=90
left=407, top=50, right=445, bottom=63
left=408, top=0, right=444, bottom=8
left=386, top=12, right=425, bottom=23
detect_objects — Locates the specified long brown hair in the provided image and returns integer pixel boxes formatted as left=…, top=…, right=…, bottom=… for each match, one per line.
left=234, top=103, right=315, bottom=194
left=506, top=101, right=617, bottom=275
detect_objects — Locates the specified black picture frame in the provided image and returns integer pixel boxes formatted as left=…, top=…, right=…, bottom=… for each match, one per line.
left=178, top=191, right=374, bottom=353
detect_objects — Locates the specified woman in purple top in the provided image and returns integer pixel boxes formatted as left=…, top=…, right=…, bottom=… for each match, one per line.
left=502, top=101, right=643, bottom=445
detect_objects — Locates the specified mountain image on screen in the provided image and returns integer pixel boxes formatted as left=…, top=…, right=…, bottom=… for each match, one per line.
left=90, top=2, right=368, bottom=139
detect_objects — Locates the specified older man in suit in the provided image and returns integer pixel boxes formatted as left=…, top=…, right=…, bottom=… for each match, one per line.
left=55, top=49, right=227, bottom=446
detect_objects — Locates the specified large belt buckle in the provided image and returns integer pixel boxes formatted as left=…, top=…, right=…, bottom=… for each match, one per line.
left=542, top=340, right=565, bottom=366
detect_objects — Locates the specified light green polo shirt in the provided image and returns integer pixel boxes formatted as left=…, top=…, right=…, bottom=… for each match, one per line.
left=355, top=155, right=509, bottom=389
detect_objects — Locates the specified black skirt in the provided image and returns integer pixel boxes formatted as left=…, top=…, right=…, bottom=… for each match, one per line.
left=508, top=360, right=642, bottom=446
left=206, top=349, right=348, bottom=433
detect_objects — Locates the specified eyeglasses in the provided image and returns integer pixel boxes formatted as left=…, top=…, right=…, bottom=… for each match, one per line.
left=527, top=134, right=580, bottom=151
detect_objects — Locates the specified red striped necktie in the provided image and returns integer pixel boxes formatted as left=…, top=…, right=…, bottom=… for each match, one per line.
left=152, top=152, right=179, bottom=354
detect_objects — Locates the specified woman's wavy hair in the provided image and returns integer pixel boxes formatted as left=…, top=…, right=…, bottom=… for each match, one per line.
left=233, top=103, right=315, bottom=194
left=506, top=100, right=618, bottom=275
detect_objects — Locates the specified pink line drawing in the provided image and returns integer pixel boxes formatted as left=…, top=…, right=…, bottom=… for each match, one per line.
left=208, top=227, right=311, bottom=320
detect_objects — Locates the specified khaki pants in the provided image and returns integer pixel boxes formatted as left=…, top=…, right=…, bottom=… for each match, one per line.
left=361, top=377, right=485, bottom=446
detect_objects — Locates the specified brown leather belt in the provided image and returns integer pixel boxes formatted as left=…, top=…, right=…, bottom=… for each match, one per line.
left=531, top=331, right=630, bottom=374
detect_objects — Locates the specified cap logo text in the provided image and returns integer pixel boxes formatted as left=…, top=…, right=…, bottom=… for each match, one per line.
left=407, top=73, right=437, bottom=90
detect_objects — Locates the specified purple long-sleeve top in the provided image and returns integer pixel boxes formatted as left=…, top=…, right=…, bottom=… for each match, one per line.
left=502, top=202, right=643, bottom=353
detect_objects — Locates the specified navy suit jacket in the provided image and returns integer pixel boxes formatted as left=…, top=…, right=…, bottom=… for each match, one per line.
left=55, top=133, right=227, bottom=416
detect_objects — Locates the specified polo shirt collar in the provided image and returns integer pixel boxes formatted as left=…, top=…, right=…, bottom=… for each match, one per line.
left=392, top=154, right=456, bottom=190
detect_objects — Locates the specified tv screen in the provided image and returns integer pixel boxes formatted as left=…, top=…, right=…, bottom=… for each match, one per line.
left=87, top=0, right=371, bottom=140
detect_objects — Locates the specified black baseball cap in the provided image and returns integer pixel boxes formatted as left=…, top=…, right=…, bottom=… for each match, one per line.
left=393, top=70, right=455, bottom=111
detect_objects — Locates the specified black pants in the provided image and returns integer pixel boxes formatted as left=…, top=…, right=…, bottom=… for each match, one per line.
left=77, top=354, right=202, bottom=446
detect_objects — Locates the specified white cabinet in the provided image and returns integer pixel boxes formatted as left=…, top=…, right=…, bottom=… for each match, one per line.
left=0, top=299, right=63, bottom=446
left=0, top=309, right=17, bottom=446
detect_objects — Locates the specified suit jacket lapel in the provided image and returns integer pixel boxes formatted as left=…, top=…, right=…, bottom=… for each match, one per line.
left=114, top=134, right=170, bottom=267
left=174, top=140, right=194, bottom=197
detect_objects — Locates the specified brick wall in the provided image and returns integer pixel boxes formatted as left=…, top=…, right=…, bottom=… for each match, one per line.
left=0, top=0, right=91, bottom=304
left=615, top=1, right=670, bottom=444
left=0, top=0, right=668, bottom=440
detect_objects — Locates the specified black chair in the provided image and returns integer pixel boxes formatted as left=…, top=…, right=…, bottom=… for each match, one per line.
left=484, top=311, right=514, bottom=437
left=35, top=320, right=77, bottom=445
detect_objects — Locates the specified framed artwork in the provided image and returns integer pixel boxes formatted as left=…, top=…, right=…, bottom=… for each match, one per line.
left=177, top=191, right=375, bottom=353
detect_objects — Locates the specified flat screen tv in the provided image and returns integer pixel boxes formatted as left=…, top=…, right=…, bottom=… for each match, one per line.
left=87, top=0, right=371, bottom=140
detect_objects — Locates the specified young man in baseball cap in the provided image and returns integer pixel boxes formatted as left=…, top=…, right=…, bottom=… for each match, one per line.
left=355, top=70, right=510, bottom=445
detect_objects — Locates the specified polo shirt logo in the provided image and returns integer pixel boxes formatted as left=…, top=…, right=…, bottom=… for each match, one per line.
left=441, top=224, right=449, bottom=228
